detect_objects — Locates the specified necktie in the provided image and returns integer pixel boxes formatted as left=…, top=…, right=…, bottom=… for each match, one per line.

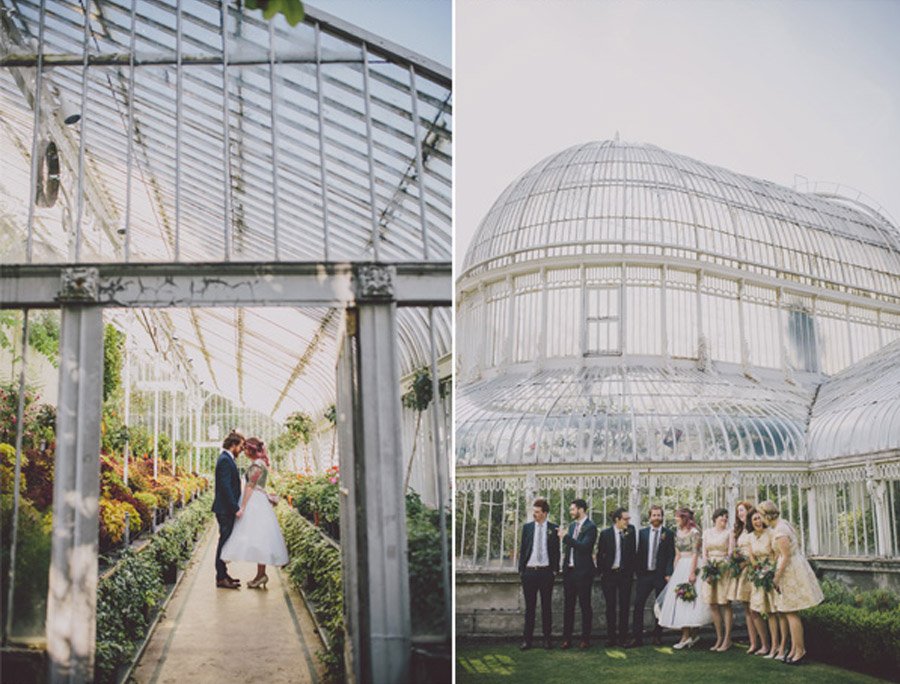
left=570, top=521, right=582, bottom=566
left=650, top=528, right=659, bottom=571
left=537, top=524, right=545, bottom=566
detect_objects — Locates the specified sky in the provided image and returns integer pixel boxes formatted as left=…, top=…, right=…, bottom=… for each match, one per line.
left=454, top=0, right=900, bottom=264
left=308, top=0, right=451, bottom=66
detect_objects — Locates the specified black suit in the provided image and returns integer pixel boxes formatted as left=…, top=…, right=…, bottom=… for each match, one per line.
left=596, top=524, right=637, bottom=642
left=632, top=525, right=676, bottom=642
left=560, top=517, right=598, bottom=642
left=212, top=450, right=242, bottom=581
left=518, top=520, right=561, bottom=644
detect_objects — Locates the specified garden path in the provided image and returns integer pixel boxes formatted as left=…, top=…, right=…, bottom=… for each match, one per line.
left=132, top=525, right=325, bottom=683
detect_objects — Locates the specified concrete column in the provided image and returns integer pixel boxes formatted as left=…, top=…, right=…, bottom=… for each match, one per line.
left=46, top=305, right=104, bottom=682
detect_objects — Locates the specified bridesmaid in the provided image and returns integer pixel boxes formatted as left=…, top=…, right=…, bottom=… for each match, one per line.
left=727, top=501, right=763, bottom=654
left=747, top=510, right=780, bottom=659
left=701, top=507, right=735, bottom=651
left=759, top=500, right=824, bottom=665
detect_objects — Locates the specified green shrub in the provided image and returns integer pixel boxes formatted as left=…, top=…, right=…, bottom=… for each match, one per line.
left=802, top=579, right=900, bottom=679
left=277, top=502, right=344, bottom=682
left=406, top=491, right=449, bottom=634
left=94, top=491, right=213, bottom=682
left=0, top=493, right=51, bottom=637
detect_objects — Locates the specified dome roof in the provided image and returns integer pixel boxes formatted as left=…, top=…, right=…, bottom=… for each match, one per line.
left=462, top=141, right=900, bottom=300
left=807, top=339, right=900, bottom=461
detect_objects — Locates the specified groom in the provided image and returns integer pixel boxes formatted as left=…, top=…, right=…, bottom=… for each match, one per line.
left=213, top=430, right=245, bottom=589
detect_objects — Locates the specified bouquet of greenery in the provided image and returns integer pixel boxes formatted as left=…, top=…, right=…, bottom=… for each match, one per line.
left=727, top=549, right=747, bottom=577
left=749, top=559, right=776, bottom=591
left=675, top=582, right=697, bottom=602
left=701, top=559, right=724, bottom=584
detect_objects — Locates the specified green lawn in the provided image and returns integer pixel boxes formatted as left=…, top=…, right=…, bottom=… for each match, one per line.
left=456, top=640, right=888, bottom=684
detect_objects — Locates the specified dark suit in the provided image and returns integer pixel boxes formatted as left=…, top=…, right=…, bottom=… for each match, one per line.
left=632, top=525, right=676, bottom=642
left=518, top=520, right=561, bottom=644
left=560, top=517, right=597, bottom=642
left=212, top=450, right=241, bottom=580
left=596, top=524, right=637, bottom=642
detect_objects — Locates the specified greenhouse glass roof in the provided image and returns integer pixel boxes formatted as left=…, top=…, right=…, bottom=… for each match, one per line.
left=0, top=0, right=452, bottom=418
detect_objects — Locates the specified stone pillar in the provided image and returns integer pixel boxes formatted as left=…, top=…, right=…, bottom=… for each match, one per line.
left=46, top=269, right=104, bottom=682
left=342, top=264, right=411, bottom=684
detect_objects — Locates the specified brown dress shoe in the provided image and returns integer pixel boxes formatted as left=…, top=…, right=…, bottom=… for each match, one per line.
left=578, top=640, right=590, bottom=649
left=216, top=578, right=239, bottom=589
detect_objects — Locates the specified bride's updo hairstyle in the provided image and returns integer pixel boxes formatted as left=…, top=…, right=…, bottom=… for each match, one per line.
left=244, top=437, right=270, bottom=466
left=675, top=507, right=698, bottom=530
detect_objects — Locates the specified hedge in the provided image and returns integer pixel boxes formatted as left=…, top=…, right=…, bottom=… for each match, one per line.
left=276, top=501, right=344, bottom=682
left=801, top=580, right=900, bottom=679
left=95, top=490, right=213, bottom=682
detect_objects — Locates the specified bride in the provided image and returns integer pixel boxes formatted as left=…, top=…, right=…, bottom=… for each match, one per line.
left=655, top=507, right=712, bottom=648
left=220, top=437, right=289, bottom=588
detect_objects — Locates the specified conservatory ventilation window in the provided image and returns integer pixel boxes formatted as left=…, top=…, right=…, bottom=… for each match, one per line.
left=585, top=285, right=621, bottom=356
left=787, top=308, right=819, bottom=373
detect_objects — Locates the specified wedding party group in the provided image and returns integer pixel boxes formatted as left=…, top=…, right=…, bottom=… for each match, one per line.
left=518, top=497, right=824, bottom=665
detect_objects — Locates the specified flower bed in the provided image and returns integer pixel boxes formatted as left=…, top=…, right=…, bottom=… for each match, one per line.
left=801, top=579, right=900, bottom=679
left=95, top=490, right=213, bottom=683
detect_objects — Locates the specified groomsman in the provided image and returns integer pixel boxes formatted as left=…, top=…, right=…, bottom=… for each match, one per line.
left=557, top=498, right=597, bottom=649
left=596, top=507, right=637, bottom=646
left=628, top=504, right=675, bottom=647
left=518, top=498, right=561, bottom=650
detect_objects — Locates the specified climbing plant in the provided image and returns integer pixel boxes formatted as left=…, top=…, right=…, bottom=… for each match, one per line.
left=241, top=0, right=304, bottom=26
left=402, top=368, right=451, bottom=492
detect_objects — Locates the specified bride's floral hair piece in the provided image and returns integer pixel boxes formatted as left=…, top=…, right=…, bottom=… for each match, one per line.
left=244, top=437, right=269, bottom=466
left=674, top=507, right=697, bottom=530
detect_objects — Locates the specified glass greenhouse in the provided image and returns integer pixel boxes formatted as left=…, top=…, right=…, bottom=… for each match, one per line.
left=455, top=141, right=900, bottom=583
left=0, top=2, right=451, bottom=681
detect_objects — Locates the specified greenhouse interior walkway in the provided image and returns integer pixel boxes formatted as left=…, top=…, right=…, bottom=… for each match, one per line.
left=131, top=525, right=324, bottom=684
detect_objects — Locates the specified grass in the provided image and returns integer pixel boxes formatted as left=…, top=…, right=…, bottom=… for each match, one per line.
left=456, top=639, right=889, bottom=684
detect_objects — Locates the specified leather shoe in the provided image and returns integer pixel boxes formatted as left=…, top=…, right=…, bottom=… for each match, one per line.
left=216, top=578, right=239, bottom=589
left=543, top=639, right=553, bottom=650
left=560, top=640, right=572, bottom=650
left=519, top=641, right=532, bottom=651
left=226, top=574, right=240, bottom=584
left=578, top=640, right=590, bottom=650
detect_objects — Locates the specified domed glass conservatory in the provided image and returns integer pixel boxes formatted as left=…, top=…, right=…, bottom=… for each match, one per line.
left=455, top=141, right=900, bottom=600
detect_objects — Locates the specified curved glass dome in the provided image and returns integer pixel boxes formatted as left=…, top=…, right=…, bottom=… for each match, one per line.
left=456, top=141, right=900, bottom=466
left=808, top=339, right=900, bottom=461
left=462, top=141, right=900, bottom=299
left=457, top=362, right=812, bottom=465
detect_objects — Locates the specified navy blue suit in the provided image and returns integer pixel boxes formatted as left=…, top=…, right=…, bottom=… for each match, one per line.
left=561, top=517, right=598, bottom=642
left=518, top=521, right=561, bottom=644
left=632, top=525, right=676, bottom=642
left=212, top=450, right=242, bottom=580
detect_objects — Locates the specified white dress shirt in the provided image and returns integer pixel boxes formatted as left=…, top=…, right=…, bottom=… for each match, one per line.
left=527, top=521, right=548, bottom=567
left=648, top=526, right=661, bottom=571
left=612, top=527, right=622, bottom=569
left=568, top=519, right=584, bottom=567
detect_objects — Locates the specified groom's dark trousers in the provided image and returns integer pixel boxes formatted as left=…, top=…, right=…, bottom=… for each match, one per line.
left=212, top=450, right=242, bottom=581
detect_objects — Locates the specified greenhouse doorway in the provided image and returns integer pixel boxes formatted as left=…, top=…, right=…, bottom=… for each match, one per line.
left=1, top=262, right=451, bottom=683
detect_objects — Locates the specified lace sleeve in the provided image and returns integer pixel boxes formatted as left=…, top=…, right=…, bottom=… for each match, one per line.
left=692, top=528, right=702, bottom=553
left=246, top=462, right=263, bottom=485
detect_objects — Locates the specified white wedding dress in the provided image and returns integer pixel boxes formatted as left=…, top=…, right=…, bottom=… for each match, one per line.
left=221, top=459, right=289, bottom=566
left=654, top=528, right=712, bottom=628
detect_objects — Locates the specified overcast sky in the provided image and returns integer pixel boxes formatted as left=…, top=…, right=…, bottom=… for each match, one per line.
left=455, top=0, right=900, bottom=264
left=309, top=0, right=451, bottom=66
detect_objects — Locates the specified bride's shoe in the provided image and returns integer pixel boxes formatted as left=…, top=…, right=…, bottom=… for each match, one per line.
left=686, top=636, right=700, bottom=649
left=672, top=640, right=688, bottom=650
left=248, top=575, right=269, bottom=589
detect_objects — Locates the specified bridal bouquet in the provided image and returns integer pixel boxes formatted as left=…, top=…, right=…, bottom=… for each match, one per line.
left=727, top=549, right=747, bottom=577
left=675, top=582, right=697, bottom=602
left=749, top=559, right=776, bottom=591
left=701, top=559, right=724, bottom=584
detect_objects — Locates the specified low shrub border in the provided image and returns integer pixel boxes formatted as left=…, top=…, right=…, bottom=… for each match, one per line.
left=276, top=501, right=344, bottom=682
left=95, top=490, right=213, bottom=683
left=801, top=579, right=900, bottom=680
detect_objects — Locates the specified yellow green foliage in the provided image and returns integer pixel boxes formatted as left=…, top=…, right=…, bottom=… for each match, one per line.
left=0, top=442, right=28, bottom=496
